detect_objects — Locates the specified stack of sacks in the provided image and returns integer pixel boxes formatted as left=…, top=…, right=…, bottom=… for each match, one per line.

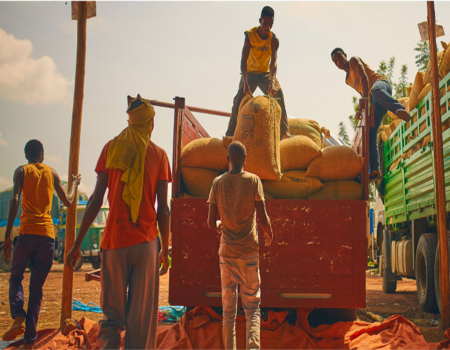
left=409, top=72, right=428, bottom=111
left=378, top=125, right=392, bottom=143
left=263, top=136, right=324, bottom=199
left=287, top=118, right=330, bottom=148
left=233, top=95, right=282, bottom=180
left=424, top=41, right=449, bottom=84
left=181, top=138, right=228, bottom=198
left=306, top=146, right=364, bottom=200
left=438, top=41, right=450, bottom=78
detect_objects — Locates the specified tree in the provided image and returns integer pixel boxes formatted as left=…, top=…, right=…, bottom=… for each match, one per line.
left=414, top=41, right=431, bottom=72
left=338, top=121, right=350, bottom=146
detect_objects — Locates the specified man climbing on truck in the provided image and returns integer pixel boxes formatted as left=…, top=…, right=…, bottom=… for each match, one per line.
left=66, top=95, right=171, bottom=349
left=2, top=139, right=81, bottom=348
left=331, top=48, right=411, bottom=181
left=226, top=6, right=291, bottom=140
left=207, top=141, right=273, bottom=350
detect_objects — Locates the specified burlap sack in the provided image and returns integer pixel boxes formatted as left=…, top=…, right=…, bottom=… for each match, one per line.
left=288, top=118, right=323, bottom=148
left=263, top=170, right=323, bottom=199
left=182, top=138, right=228, bottom=172
left=182, top=167, right=219, bottom=198
left=308, top=180, right=363, bottom=200
left=233, top=95, right=282, bottom=180
left=280, top=136, right=322, bottom=171
left=410, top=72, right=426, bottom=111
left=306, top=146, right=364, bottom=181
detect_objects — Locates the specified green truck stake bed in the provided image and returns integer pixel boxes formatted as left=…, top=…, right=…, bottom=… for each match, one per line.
left=375, top=71, right=450, bottom=314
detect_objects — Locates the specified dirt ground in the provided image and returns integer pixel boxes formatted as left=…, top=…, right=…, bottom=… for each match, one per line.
left=0, top=264, right=446, bottom=344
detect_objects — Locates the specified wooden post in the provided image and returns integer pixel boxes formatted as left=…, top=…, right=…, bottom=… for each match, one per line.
left=60, top=1, right=88, bottom=327
left=427, top=1, right=450, bottom=331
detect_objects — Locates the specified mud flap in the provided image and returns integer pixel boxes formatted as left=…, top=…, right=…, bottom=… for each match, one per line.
left=382, top=229, right=402, bottom=281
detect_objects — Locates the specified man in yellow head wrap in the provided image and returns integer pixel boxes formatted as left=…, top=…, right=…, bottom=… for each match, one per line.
left=66, top=94, right=172, bottom=349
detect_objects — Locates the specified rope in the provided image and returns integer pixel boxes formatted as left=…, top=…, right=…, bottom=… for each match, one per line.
left=72, top=300, right=187, bottom=322
left=72, top=299, right=102, bottom=313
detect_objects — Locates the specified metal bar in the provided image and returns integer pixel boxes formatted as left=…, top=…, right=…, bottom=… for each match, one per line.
left=149, top=99, right=230, bottom=117
left=362, top=100, right=370, bottom=200
left=60, top=1, right=87, bottom=327
left=172, top=97, right=184, bottom=198
left=428, top=0, right=449, bottom=331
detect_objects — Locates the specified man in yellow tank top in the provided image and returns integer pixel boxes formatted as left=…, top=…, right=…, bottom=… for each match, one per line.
left=226, top=6, right=291, bottom=140
left=2, top=140, right=80, bottom=348
left=331, top=48, right=411, bottom=181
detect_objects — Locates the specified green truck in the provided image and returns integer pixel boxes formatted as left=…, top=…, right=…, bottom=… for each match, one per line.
left=0, top=184, right=108, bottom=271
left=375, top=71, right=450, bottom=314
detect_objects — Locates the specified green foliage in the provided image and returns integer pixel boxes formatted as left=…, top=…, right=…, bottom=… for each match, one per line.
left=414, top=41, right=430, bottom=72
left=338, top=121, right=350, bottom=146
left=393, top=64, right=409, bottom=99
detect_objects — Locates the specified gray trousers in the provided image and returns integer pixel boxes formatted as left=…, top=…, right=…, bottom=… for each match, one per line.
left=98, top=239, right=159, bottom=350
left=220, top=252, right=261, bottom=350
left=226, top=72, right=290, bottom=138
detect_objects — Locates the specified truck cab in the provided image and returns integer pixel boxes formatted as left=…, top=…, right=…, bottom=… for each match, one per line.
left=55, top=201, right=109, bottom=270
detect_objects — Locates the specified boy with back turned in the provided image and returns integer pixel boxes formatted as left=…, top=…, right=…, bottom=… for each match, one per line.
left=207, top=141, right=273, bottom=350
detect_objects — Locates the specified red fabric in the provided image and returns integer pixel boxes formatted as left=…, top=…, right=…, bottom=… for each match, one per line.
left=5, top=308, right=450, bottom=349
left=95, top=141, right=172, bottom=250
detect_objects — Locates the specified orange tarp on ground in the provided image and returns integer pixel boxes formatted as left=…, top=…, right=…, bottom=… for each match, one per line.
left=5, top=307, right=450, bottom=349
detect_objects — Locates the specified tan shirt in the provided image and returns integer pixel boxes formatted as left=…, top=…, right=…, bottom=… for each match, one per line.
left=208, top=171, right=265, bottom=258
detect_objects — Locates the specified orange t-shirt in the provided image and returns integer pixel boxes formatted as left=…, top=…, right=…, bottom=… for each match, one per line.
left=20, top=163, right=55, bottom=238
left=96, top=140, right=172, bottom=250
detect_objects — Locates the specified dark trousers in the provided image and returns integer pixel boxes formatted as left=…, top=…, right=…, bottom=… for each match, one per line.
left=226, top=72, right=290, bottom=138
left=9, top=234, right=54, bottom=344
left=369, top=80, right=406, bottom=171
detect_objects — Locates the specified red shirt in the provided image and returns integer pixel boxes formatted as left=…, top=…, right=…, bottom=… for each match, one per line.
left=96, top=140, right=172, bottom=250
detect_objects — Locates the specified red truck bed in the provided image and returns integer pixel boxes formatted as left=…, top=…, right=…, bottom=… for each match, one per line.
left=170, top=198, right=367, bottom=308
left=151, top=97, right=370, bottom=309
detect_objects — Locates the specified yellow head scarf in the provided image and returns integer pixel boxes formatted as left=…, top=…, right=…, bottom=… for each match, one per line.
left=106, top=95, right=155, bottom=223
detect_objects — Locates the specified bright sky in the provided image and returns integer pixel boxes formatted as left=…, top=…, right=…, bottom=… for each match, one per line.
left=1, top=1, right=450, bottom=195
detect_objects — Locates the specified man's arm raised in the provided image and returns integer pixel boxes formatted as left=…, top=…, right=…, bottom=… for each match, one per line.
left=350, top=57, right=369, bottom=98
left=241, top=36, right=252, bottom=95
left=66, top=171, right=107, bottom=271
left=53, top=169, right=81, bottom=207
left=2, top=167, right=24, bottom=260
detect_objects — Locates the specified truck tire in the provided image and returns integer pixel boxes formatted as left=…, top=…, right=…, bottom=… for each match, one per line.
left=381, top=244, right=397, bottom=293
left=0, top=247, right=12, bottom=272
left=434, top=233, right=450, bottom=314
left=415, top=233, right=438, bottom=313
left=74, top=256, right=84, bottom=271
left=91, top=258, right=101, bottom=270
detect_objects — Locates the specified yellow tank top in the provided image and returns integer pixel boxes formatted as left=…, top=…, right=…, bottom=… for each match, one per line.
left=20, top=163, right=55, bottom=238
left=346, top=57, right=385, bottom=95
left=246, top=27, right=274, bottom=73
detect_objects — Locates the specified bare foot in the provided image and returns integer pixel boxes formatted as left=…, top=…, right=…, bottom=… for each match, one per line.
left=396, top=109, right=411, bottom=122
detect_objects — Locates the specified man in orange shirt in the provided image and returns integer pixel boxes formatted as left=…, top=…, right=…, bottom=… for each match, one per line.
left=331, top=48, right=411, bottom=181
left=66, top=95, right=171, bottom=349
left=2, top=140, right=81, bottom=348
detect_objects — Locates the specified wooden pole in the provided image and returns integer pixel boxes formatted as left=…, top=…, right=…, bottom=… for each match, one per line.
left=427, top=1, right=450, bottom=331
left=60, top=1, right=87, bottom=327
